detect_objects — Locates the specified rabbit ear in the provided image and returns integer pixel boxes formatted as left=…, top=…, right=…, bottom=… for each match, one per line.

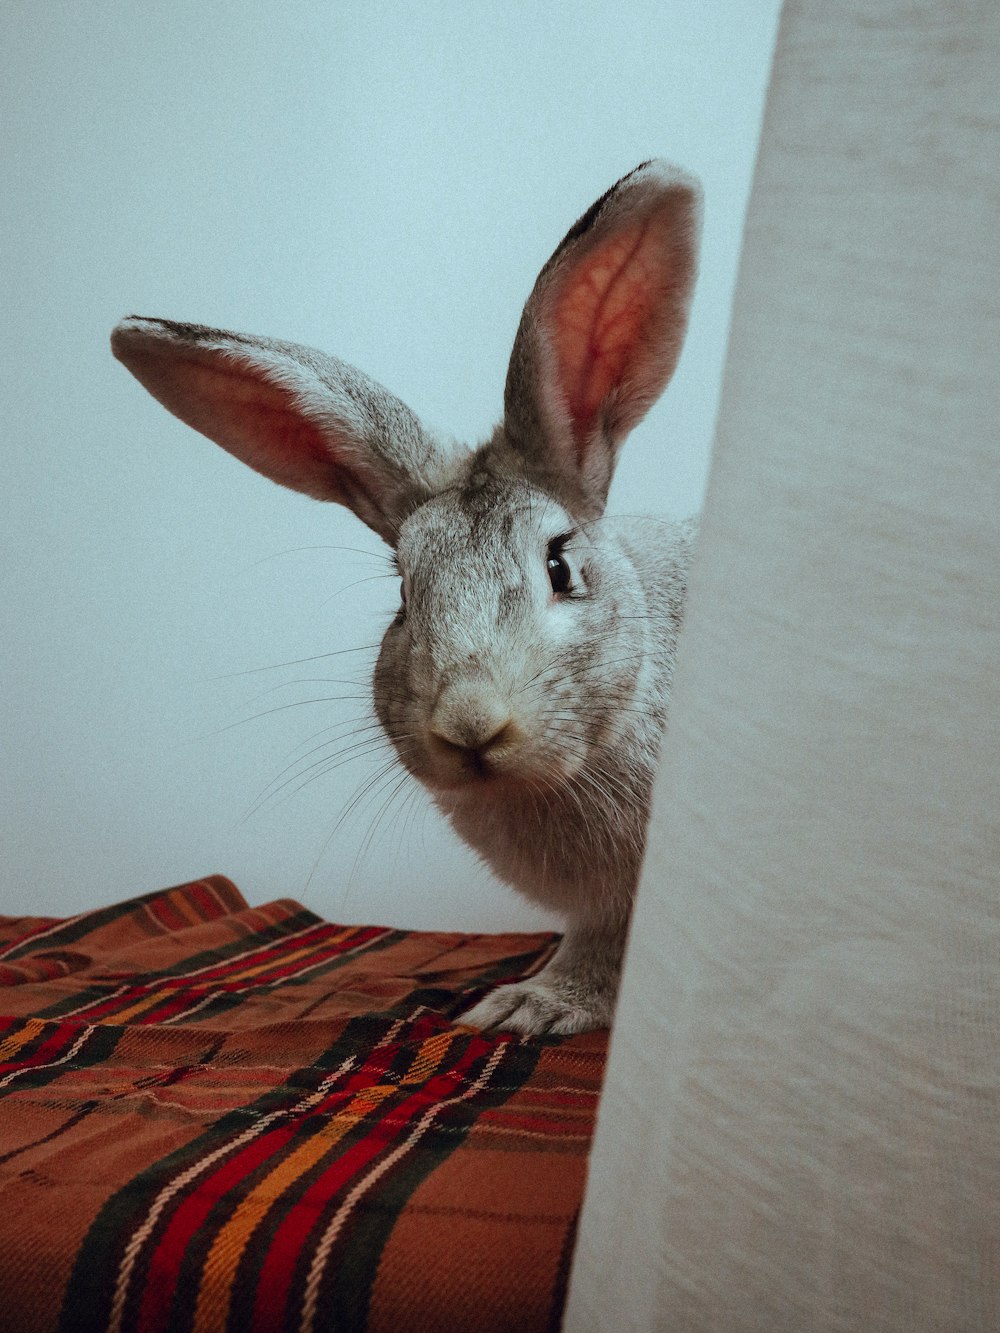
left=503, top=161, right=702, bottom=517
left=111, top=317, right=449, bottom=545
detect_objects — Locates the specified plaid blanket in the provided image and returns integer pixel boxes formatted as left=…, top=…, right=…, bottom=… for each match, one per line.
left=0, top=877, right=605, bottom=1332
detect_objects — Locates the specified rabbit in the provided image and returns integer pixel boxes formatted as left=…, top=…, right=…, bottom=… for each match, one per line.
left=111, top=159, right=702, bottom=1036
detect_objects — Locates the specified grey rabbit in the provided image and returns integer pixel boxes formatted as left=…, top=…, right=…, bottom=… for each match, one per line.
left=111, top=159, right=702, bottom=1035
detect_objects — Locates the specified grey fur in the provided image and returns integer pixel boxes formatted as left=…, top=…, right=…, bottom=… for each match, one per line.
left=111, top=160, right=702, bottom=1035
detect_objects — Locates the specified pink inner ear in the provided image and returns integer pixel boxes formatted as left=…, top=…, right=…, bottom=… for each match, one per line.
left=549, top=217, right=675, bottom=460
left=185, top=357, right=335, bottom=477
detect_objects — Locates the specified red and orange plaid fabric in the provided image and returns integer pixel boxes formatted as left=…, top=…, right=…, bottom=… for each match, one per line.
left=0, top=877, right=605, bottom=1332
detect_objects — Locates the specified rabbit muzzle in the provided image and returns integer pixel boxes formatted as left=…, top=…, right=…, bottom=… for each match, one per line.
left=422, top=677, right=528, bottom=787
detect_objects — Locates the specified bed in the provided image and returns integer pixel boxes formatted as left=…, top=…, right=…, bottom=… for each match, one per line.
left=0, top=876, right=600, bottom=1331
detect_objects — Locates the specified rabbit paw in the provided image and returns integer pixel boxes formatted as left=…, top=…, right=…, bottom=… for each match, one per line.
left=459, top=977, right=610, bottom=1036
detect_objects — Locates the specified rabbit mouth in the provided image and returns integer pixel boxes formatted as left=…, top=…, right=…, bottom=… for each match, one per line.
left=416, top=726, right=585, bottom=797
left=420, top=726, right=521, bottom=790
left=430, top=760, right=501, bottom=791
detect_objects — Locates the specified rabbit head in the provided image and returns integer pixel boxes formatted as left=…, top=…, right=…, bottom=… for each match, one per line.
left=112, top=161, right=701, bottom=1028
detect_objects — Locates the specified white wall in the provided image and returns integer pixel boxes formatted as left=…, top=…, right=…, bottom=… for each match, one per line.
left=0, top=1, right=778, bottom=926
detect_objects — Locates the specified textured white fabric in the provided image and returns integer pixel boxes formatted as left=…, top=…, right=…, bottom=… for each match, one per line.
left=566, top=2, right=1000, bottom=1329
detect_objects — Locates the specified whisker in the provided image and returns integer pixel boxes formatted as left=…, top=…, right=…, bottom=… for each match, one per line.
left=239, top=676, right=372, bottom=708
left=241, top=732, right=397, bottom=823
left=208, top=695, right=371, bottom=737
left=319, top=572, right=398, bottom=608
left=212, top=644, right=381, bottom=680
left=555, top=652, right=647, bottom=678
left=268, top=725, right=418, bottom=824
left=252, top=544, right=394, bottom=566
left=276, top=715, right=383, bottom=766
left=303, top=756, right=407, bottom=893
left=352, top=768, right=415, bottom=885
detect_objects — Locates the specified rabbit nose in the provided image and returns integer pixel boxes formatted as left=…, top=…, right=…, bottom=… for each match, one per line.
left=428, top=717, right=519, bottom=760
left=426, top=689, right=522, bottom=768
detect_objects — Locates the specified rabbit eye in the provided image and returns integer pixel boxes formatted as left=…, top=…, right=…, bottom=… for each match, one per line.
left=394, top=575, right=408, bottom=622
left=546, top=536, right=574, bottom=596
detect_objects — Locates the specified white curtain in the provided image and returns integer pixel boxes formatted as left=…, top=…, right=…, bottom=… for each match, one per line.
left=566, top=1, right=999, bottom=1328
